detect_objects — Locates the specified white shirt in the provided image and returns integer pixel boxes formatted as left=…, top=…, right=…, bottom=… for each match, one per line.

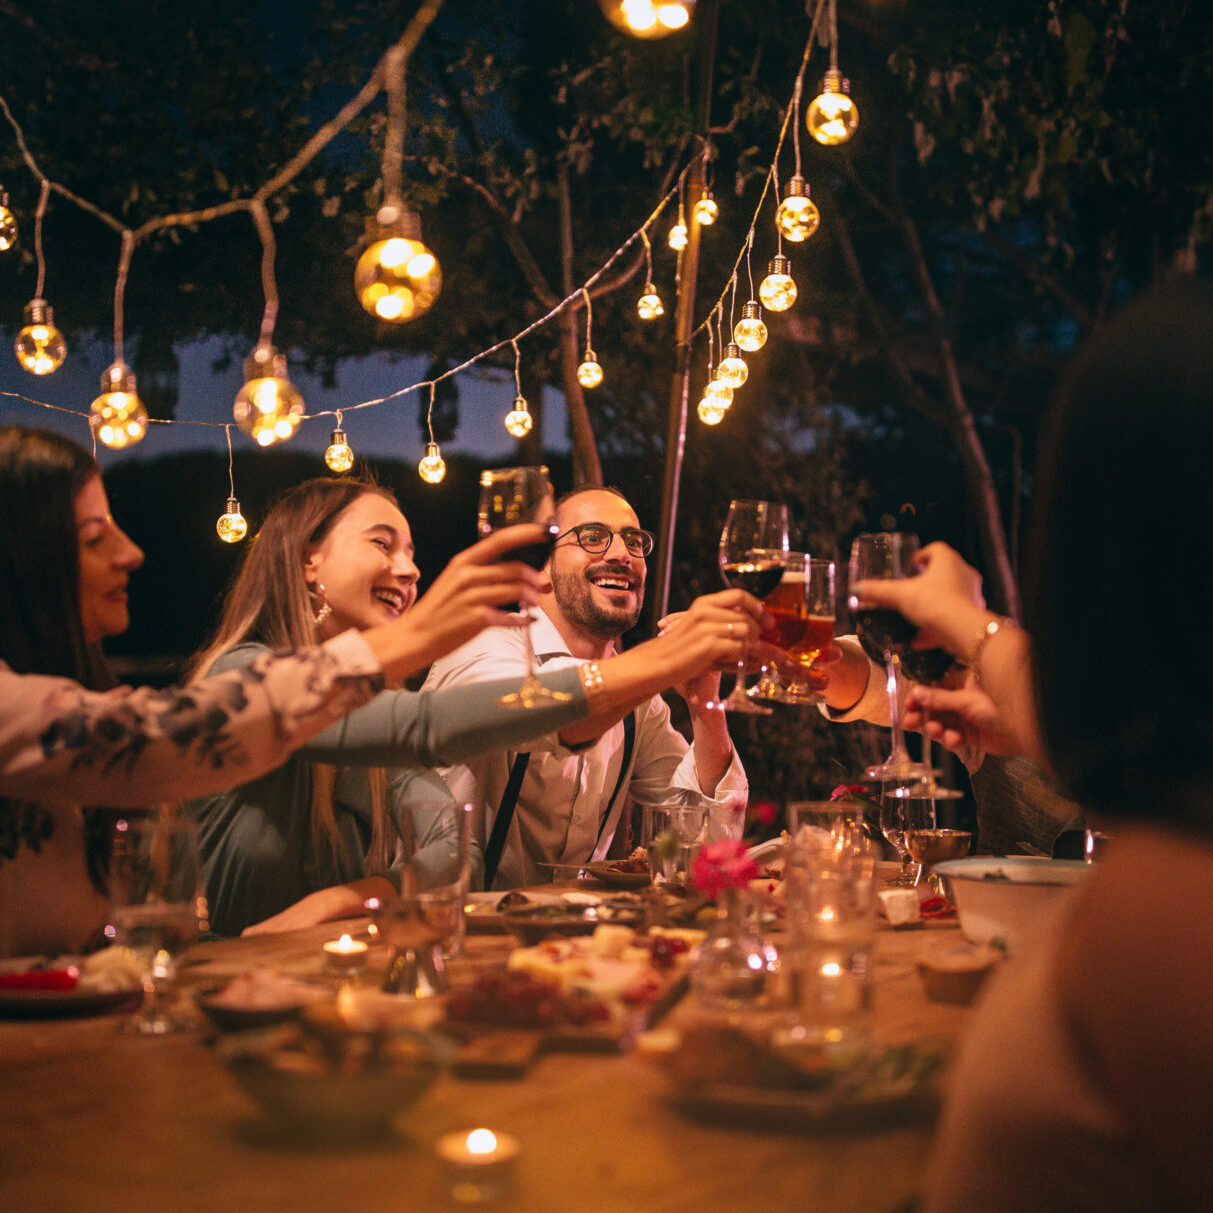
left=423, top=608, right=747, bottom=889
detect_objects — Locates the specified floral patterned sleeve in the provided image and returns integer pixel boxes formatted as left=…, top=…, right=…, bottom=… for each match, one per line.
left=0, top=631, right=384, bottom=808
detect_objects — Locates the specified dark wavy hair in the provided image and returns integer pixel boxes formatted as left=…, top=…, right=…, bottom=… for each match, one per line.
left=0, top=425, right=110, bottom=688
left=1025, top=281, right=1213, bottom=825
left=0, top=425, right=116, bottom=882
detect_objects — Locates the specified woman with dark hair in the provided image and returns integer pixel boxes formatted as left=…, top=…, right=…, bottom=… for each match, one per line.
left=0, top=426, right=643, bottom=956
left=186, top=476, right=767, bottom=936
left=854, top=282, right=1213, bottom=1210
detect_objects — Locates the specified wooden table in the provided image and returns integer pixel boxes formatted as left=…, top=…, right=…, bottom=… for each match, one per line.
left=0, top=886, right=975, bottom=1213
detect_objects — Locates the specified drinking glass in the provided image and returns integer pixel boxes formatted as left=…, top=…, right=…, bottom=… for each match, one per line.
left=107, top=813, right=205, bottom=1035
left=716, top=499, right=790, bottom=715
left=847, top=532, right=946, bottom=779
left=879, top=782, right=937, bottom=886
left=779, top=557, right=837, bottom=705
left=478, top=466, right=570, bottom=709
left=749, top=552, right=810, bottom=703
left=640, top=800, right=708, bottom=886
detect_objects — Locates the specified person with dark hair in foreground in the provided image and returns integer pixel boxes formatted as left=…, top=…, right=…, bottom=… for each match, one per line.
left=854, top=282, right=1213, bottom=1211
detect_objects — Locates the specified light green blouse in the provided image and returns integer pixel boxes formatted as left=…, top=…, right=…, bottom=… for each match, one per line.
left=187, top=644, right=587, bottom=936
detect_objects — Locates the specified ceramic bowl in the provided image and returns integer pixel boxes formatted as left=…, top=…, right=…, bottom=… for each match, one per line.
left=934, top=857, right=1088, bottom=954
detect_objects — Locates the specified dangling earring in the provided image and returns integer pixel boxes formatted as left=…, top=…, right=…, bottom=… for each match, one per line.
left=311, top=582, right=332, bottom=626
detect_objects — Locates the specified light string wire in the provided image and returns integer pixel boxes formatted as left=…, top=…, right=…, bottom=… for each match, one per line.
left=32, top=177, right=49, bottom=298
left=225, top=423, right=237, bottom=497
left=2, top=2, right=828, bottom=443
left=424, top=381, right=437, bottom=445
left=581, top=287, right=593, bottom=351
left=511, top=338, right=523, bottom=398
left=690, top=0, right=827, bottom=340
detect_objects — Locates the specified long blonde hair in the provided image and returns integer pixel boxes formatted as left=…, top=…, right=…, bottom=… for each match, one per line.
left=190, top=476, right=399, bottom=877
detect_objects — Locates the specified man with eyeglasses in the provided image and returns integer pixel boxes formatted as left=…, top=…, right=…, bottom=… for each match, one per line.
left=424, top=485, right=750, bottom=890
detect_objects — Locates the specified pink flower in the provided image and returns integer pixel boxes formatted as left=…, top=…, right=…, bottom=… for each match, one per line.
left=691, top=839, right=759, bottom=900
left=751, top=801, right=777, bottom=827
left=831, top=784, right=871, bottom=801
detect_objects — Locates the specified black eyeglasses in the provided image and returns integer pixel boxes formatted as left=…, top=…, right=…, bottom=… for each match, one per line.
left=555, top=522, right=655, bottom=558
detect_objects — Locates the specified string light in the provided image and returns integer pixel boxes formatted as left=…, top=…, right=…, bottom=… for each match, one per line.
left=759, top=254, right=797, bottom=312
left=216, top=427, right=248, bottom=542
left=355, top=44, right=442, bottom=323
left=600, top=0, right=695, bottom=38
left=734, top=301, right=768, bottom=352
left=0, top=185, right=16, bottom=251
left=232, top=343, right=305, bottom=446
left=14, top=181, right=65, bottom=375
left=716, top=342, right=748, bottom=389
left=503, top=340, right=534, bottom=438
left=776, top=175, right=820, bottom=242
left=14, top=299, right=66, bottom=375
left=667, top=198, right=688, bottom=252
left=417, top=383, right=446, bottom=484
left=354, top=205, right=442, bottom=323
left=807, top=2, right=858, bottom=147
left=418, top=441, right=447, bottom=484
left=693, top=190, right=718, bottom=226
left=89, top=361, right=148, bottom=449
left=576, top=288, right=604, bottom=388
left=637, top=230, right=664, bottom=319
left=324, top=410, right=355, bottom=472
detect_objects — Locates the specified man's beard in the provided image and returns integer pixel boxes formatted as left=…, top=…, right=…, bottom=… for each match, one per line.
left=551, top=567, right=644, bottom=639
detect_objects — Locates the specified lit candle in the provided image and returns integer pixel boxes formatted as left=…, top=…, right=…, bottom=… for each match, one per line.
left=322, top=933, right=368, bottom=975
left=436, top=1127, right=520, bottom=1203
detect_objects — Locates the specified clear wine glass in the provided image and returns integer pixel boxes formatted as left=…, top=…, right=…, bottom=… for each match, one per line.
left=478, top=466, right=571, bottom=709
left=847, top=532, right=942, bottom=780
left=716, top=499, right=790, bottom=715
left=879, top=782, right=936, bottom=887
left=107, top=813, right=204, bottom=1035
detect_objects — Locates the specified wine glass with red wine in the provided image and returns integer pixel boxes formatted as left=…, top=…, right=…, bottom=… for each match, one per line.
left=847, top=532, right=955, bottom=779
left=478, top=466, right=571, bottom=709
left=716, top=499, right=790, bottom=715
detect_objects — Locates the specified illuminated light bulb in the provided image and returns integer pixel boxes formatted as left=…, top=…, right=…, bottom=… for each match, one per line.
left=667, top=220, right=687, bottom=251
left=324, top=427, right=354, bottom=473
left=602, top=0, right=694, bottom=37
left=734, top=301, right=768, bottom=352
left=0, top=187, right=16, bottom=251
left=697, top=396, right=727, bottom=425
left=232, top=343, right=305, bottom=446
left=577, top=350, right=604, bottom=389
left=637, top=283, right=664, bottom=320
left=716, top=343, right=749, bottom=389
left=693, top=192, right=718, bottom=226
left=14, top=298, right=66, bottom=375
left=354, top=207, right=442, bottom=324
left=703, top=379, right=734, bottom=410
left=216, top=497, right=249, bottom=544
left=418, top=442, right=447, bottom=484
left=806, top=69, right=859, bottom=147
left=759, top=255, right=797, bottom=312
left=504, top=395, right=534, bottom=438
left=89, top=361, right=148, bottom=450
left=775, top=175, right=821, bottom=242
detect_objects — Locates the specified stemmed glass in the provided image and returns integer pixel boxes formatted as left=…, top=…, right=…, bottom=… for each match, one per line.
left=847, top=532, right=945, bottom=780
left=879, top=783, right=937, bottom=886
left=107, top=813, right=205, bottom=1035
left=716, top=499, right=789, bottom=715
left=478, top=466, right=570, bottom=709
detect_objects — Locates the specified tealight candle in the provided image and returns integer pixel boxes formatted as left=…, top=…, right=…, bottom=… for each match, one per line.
left=322, top=933, right=368, bottom=975
left=435, top=1127, right=520, bottom=1204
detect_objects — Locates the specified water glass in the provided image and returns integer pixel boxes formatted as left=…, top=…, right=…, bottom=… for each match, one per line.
left=396, top=800, right=473, bottom=957
left=782, top=836, right=878, bottom=1058
left=640, top=802, right=708, bottom=885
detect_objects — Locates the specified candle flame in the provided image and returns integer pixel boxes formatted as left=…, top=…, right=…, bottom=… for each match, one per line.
left=466, top=1129, right=498, bottom=1155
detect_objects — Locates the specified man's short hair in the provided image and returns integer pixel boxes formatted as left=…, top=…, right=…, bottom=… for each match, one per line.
left=554, top=484, right=633, bottom=512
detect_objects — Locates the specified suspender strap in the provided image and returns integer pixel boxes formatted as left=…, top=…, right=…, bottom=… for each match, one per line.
left=482, top=710, right=638, bottom=888
left=484, top=750, right=530, bottom=890
left=592, top=711, right=637, bottom=858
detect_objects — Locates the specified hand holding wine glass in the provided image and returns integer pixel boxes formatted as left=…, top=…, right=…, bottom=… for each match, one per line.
left=108, top=813, right=204, bottom=1035
left=478, top=466, right=571, bottom=709
left=716, top=499, right=789, bottom=715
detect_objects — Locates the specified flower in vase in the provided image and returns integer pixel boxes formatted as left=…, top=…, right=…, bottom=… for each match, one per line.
left=691, top=839, right=759, bottom=901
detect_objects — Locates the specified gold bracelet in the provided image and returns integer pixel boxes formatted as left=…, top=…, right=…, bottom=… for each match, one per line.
left=578, top=660, right=608, bottom=713
left=966, top=614, right=1016, bottom=687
